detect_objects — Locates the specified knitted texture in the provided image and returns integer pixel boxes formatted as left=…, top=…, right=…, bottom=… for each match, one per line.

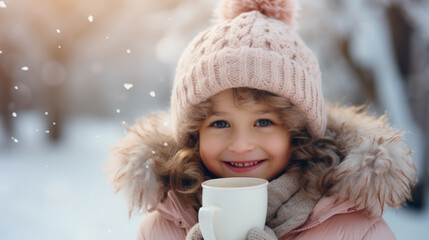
left=265, top=171, right=319, bottom=237
left=171, top=0, right=326, bottom=145
left=247, top=226, right=277, bottom=240
left=186, top=223, right=203, bottom=240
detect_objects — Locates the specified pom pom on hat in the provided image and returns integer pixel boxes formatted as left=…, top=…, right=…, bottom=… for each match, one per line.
left=218, top=0, right=298, bottom=28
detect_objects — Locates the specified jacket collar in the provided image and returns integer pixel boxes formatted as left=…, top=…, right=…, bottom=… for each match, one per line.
left=156, top=190, right=198, bottom=229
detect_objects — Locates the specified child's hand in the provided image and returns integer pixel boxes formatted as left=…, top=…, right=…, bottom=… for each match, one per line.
left=247, top=226, right=277, bottom=240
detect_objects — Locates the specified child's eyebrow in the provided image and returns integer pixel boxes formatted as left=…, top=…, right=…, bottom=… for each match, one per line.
left=252, top=109, right=275, bottom=115
left=210, top=111, right=227, bottom=116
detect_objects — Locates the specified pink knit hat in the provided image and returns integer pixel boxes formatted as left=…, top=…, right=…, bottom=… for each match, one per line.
left=171, top=0, right=326, bottom=144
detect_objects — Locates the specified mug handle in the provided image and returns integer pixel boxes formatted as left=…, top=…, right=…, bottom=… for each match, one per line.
left=198, top=205, right=221, bottom=240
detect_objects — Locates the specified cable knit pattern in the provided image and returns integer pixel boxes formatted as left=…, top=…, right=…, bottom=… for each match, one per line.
left=171, top=0, right=326, bottom=145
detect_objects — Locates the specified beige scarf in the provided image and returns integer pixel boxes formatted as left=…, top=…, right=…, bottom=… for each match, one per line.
left=266, top=171, right=319, bottom=237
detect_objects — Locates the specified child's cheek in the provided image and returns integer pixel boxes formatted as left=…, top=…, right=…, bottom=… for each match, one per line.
left=263, top=131, right=291, bottom=161
left=199, top=132, right=224, bottom=167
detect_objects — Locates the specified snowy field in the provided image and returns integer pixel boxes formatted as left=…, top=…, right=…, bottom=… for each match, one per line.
left=0, top=113, right=428, bottom=240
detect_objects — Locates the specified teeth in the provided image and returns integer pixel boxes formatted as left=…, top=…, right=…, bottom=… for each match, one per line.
left=229, top=161, right=260, bottom=167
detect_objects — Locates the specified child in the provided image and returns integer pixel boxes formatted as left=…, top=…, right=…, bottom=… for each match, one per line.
left=107, top=0, right=417, bottom=239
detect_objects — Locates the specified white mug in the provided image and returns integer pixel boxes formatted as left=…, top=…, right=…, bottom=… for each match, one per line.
left=199, top=177, right=268, bottom=240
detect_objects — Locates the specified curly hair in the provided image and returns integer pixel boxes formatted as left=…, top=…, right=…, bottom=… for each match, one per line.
left=152, top=87, right=340, bottom=208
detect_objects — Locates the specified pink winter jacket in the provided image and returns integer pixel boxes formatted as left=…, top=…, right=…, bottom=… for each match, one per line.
left=107, top=105, right=417, bottom=240
left=136, top=191, right=394, bottom=240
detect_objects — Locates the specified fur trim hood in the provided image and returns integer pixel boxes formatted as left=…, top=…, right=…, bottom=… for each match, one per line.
left=106, top=105, right=417, bottom=217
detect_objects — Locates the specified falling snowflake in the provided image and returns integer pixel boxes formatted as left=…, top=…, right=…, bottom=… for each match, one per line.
left=0, top=50, right=3, bottom=54
left=35, top=129, right=39, bottom=132
left=163, top=142, right=168, bottom=146
left=45, top=130, right=50, bottom=134
left=107, top=229, right=112, bottom=234
left=58, top=45, right=62, bottom=49
left=105, top=36, right=110, bottom=40
left=121, top=121, right=126, bottom=125
left=88, top=15, right=94, bottom=22
left=0, top=1, right=6, bottom=8
left=45, top=112, right=49, bottom=115
left=124, top=83, right=133, bottom=90
left=149, top=91, right=156, bottom=97
left=126, top=49, right=131, bottom=54
left=11, top=137, right=18, bottom=143
left=21, top=66, right=29, bottom=71
left=53, top=122, right=56, bottom=125
left=168, top=17, right=172, bottom=21
left=56, top=29, right=61, bottom=33
left=12, top=112, right=17, bottom=117
left=116, top=109, right=120, bottom=113
left=14, top=86, right=18, bottom=90
left=152, top=150, right=156, bottom=154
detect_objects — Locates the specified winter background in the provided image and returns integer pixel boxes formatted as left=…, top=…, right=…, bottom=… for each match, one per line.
left=0, top=0, right=428, bottom=239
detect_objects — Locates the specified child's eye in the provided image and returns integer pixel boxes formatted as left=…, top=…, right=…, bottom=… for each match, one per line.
left=255, top=119, right=273, bottom=127
left=210, top=120, right=230, bottom=128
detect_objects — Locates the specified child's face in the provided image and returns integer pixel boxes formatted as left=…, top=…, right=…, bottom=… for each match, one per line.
left=199, top=89, right=291, bottom=181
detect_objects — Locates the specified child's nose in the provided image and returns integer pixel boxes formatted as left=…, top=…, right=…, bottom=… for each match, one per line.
left=228, top=130, right=256, bottom=153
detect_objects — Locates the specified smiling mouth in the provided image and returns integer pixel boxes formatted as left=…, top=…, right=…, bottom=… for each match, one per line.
left=224, top=160, right=266, bottom=168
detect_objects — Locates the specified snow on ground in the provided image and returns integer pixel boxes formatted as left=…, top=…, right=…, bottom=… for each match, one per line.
left=0, top=113, right=144, bottom=240
left=0, top=112, right=428, bottom=240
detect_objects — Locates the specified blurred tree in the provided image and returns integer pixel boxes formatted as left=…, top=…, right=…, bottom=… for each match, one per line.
left=299, top=0, right=427, bottom=209
left=386, top=3, right=413, bottom=80
left=0, top=42, right=13, bottom=144
left=0, top=0, right=125, bottom=142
